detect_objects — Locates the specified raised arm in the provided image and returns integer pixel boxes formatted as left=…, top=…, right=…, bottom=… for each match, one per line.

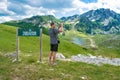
left=58, top=23, right=64, bottom=32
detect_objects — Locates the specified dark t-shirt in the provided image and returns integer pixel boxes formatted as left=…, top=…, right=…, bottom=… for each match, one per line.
left=49, top=28, right=59, bottom=44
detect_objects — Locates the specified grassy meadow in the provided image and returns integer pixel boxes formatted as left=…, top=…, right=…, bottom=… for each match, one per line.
left=0, top=24, right=120, bottom=80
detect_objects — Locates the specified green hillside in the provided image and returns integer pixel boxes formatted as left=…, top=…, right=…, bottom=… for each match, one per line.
left=0, top=24, right=120, bottom=80
left=1, top=23, right=120, bottom=58
left=0, top=24, right=93, bottom=57
left=93, top=34, right=120, bottom=57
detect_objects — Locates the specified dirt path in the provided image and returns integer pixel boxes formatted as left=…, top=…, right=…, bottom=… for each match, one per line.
left=89, top=37, right=97, bottom=48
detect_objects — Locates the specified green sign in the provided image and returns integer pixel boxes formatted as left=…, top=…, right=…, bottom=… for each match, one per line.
left=18, top=28, right=40, bottom=36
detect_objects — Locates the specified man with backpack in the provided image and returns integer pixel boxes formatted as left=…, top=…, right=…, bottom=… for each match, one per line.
left=49, top=22, right=63, bottom=65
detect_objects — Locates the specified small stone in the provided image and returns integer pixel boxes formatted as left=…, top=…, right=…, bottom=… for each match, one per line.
left=56, top=53, right=65, bottom=59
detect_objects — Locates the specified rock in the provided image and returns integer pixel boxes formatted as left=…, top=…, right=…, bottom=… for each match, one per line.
left=25, top=54, right=32, bottom=57
left=80, top=75, right=88, bottom=80
left=56, top=53, right=65, bottom=59
left=87, top=54, right=96, bottom=58
left=5, top=52, right=17, bottom=58
left=70, top=54, right=120, bottom=66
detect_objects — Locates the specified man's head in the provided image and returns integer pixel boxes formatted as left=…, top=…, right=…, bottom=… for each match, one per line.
left=50, top=22, right=55, bottom=28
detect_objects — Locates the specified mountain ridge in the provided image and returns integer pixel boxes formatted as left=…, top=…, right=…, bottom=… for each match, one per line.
left=3, top=8, right=120, bottom=34
left=61, top=8, right=120, bottom=34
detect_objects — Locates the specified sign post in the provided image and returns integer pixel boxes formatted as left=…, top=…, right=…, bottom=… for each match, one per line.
left=40, top=28, right=42, bottom=62
left=16, top=28, right=42, bottom=62
left=16, top=29, right=19, bottom=61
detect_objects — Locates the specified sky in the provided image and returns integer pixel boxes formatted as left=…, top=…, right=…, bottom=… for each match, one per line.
left=0, top=0, right=120, bottom=23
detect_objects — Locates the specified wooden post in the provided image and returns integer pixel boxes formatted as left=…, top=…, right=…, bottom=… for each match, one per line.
left=16, top=28, right=19, bottom=61
left=40, top=28, right=42, bottom=62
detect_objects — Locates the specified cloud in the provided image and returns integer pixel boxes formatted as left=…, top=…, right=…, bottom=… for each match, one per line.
left=72, top=0, right=120, bottom=14
left=0, top=0, right=120, bottom=23
left=0, top=0, right=15, bottom=16
left=25, top=0, right=73, bottom=9
left=0, top=16, right=13, bottom=22
left=7, top=2, right=26, bottom=15
left=24, top=5, right=57, bottom=18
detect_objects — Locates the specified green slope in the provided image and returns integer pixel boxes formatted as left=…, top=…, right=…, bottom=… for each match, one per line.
left=0, top=24, right=120, bottom=80
left=93, top=34, right=120, bottom=57
left=0, top=24, right=93, bottom=57
left=0, top=54, right=120, bottom=80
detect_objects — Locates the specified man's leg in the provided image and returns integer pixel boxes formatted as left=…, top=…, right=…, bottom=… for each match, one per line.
left=53, top=51, right=57, bottom=64
left=52, top=44, right=58, bottom=65
left=49, top=51, right=53, bottom=64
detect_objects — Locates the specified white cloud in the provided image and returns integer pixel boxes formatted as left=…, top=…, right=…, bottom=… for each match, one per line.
left=0, top=0, right=7, bottom=10
left=24, top=5, right=56, bottom=17
left=0, top=0, right=15, bottom=15
left=0, top=16, right=13, bottom=23
left=61, top=8, right=76, bottom=15
left=97, top=0, right=120, bottom=13
left=0, top=0, right=120, bottom=23
left=24, top=5, right=45, bottom=16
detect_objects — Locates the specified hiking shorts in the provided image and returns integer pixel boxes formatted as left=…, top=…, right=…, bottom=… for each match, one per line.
left=50, top=44, right=58, bottom=52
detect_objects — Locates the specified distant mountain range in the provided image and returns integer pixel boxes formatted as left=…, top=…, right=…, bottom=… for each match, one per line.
left=3, top=8, right=120, bottom=34
left=61, top=8, right=120, bottom=34
left=3, top=15, right=60, bottom=34
left=3, top=15, right=59, bottom=28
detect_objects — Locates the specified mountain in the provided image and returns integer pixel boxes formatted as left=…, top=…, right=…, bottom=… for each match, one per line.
left=3, top=15, right=61, bottom=34
left=61, top=8, right=120, bottom=34
left=4, top=15, right=60, bottom=28
left=3, top=8, right=120, bottom=34
left=60, top=14, right=79, bottom=21
left=3, top=15, right=60, bottom=34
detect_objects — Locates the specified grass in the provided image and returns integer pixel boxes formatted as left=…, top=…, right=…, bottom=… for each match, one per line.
left=92, top=34, right=120, bottom=58
left=62, top=30, right=91, bottom=48
left=62, top=30, right=89, bottom=40
left=62, top=30, right=120, bottom=58
left=0, top=54, right=120, bottom=80
left=0, top=24, right=120, bottom=80
left=0, top=24, right=93, bottom=57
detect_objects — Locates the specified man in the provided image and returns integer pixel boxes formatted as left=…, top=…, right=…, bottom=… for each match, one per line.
left=49, top=22, right=63, bottom=65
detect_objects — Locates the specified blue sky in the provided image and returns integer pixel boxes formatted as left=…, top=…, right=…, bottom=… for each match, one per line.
left=0, top=0, right=120, bottom=23
left=81, top=0, right=98, bottom=3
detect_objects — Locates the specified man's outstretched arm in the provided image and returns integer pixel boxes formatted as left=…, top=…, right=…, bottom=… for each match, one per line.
left=58, top=23, right=64, bottom=32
